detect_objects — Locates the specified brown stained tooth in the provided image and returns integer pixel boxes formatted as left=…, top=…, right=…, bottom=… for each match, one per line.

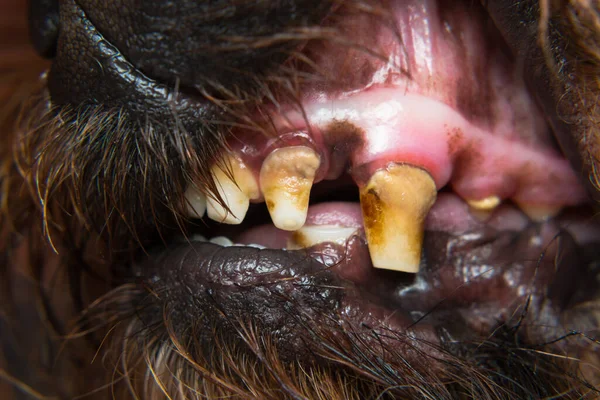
left=360, top=164, right=437, bottom=273
left=206, top=155, right=260, bottom=224
left=286, top=225, right=359, bottom=250
left=260, top=146, right=321, bottom=231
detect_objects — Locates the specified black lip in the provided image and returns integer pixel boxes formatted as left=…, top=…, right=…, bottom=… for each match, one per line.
left=134, top=217, right=600, bottom=364
left=135, top=242, right=358, bottom=361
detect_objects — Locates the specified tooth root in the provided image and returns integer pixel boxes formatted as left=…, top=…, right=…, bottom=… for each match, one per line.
left=206, top=155, right=260, bottom=224
left=260, top=146, right=321, bottom=231
left=184, top=186, right=207, bottom=218
left=360, top=164, right=437, bottom=274
left=516, top=202, right=562, bottom=222
left=287, top=225, right=358, bottom=250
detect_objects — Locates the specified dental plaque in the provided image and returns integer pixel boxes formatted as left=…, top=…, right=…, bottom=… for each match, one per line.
left=260, top=146, right=321, bottom=231
left=184, top=78, right=587, bottom=276
left=359, top=164, right=436, bottom=273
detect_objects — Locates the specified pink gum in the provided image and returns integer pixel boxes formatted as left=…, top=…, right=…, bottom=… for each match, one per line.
left=230, top=89, right=588, bottom=209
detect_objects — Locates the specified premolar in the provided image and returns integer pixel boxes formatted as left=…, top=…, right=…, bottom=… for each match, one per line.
left=359, top=164, right=437, bottom=274
left=206, top=155, right=260, bottom=224
left=260, top=146, right=321, bottom=231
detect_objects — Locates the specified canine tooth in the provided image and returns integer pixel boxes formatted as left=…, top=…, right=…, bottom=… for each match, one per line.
left=286, top=225, right=358, bottom=250
left=206, top=155, right=260, bottom=224
left=259, top=146, right=321, bottom=231
left=360, top=164, right=437, bottom=273
left=466, top=195, right=501, bottom=211
left=209, top=236, right=234, bottom=247
left=517, top=203, right=561, bottom=222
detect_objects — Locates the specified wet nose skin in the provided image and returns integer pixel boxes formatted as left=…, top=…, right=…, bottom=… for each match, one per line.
left=483, top=0, right=600, bottom=203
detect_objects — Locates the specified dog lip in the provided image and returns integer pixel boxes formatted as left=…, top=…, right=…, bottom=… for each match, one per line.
left=134, top=241, right=442, bottom=362
left=137, top=240, right=372, bottom=289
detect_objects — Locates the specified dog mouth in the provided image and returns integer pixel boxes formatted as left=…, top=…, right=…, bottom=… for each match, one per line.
left=127, top=0, right=600, bottom=365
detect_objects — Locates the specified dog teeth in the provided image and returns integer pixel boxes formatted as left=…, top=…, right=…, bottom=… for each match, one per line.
left=466, top=195, right=501, bottom=221
left=466, top=195, right=501, bottom=211
left=516, top=202, right=562, bottom=222
left=286, top=225, right=358, bottom=250
left=209, top=236, right=234, bottom=247
left=206, top=155, right=260, bottom=224
left=359, top=164, right=437, bottom=274
left=184, top=186, right=208, bottom=218
left=259, top=146, right=321, bottom=231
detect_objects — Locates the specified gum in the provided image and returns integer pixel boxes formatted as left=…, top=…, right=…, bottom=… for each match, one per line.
left=229, top=90, right=587, bottom=209
left=223, top=0, right=588, bottom=210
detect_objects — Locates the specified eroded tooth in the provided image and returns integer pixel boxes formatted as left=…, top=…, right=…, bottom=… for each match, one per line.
left=360, top=164, right=437, bottom=273
left=207, top=155, right=259, bottom=224
left=260, top=146, right=320, bottom=231
left=184, top=186, right=207, bottom=218
left=517, top=202, right=562, bottom=222
left=286, top=225, right=358, bottom=250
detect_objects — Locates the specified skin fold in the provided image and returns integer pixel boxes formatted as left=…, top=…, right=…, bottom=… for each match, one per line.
left=1, top=0, right=600, bottom=399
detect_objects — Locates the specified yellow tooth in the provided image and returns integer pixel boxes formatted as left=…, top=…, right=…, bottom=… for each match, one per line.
left=260, top=146, right=321, bottom=231
left=206, top=155, right=259, bottom=224
left=466, top=195, right=501, bottom=222
left=466, top=195, right=501, bottom=211
left=286, top=225, right=358, bottom=250
left=360, top=164, right=437, bottom=273
left=516, top=202, right=561, bottom=222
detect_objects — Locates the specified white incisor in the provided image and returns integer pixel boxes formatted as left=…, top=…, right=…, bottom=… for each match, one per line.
left=206, top=155, right=260, bottom=224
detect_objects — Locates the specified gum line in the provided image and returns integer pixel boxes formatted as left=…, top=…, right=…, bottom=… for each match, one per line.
left=229, top=91, right=587, bottom=210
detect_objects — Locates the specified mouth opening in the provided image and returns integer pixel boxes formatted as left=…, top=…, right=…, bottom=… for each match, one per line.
left=148, top=168, right=600, bottom=334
